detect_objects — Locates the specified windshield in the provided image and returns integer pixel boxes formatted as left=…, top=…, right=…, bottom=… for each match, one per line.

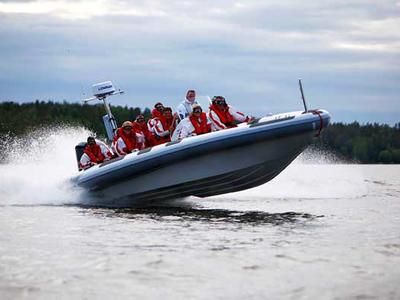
left=195, top=95, right=212, bottom=111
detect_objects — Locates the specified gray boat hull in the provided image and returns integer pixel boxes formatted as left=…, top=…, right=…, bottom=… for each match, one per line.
left=73, top=110, right=330, bottom=206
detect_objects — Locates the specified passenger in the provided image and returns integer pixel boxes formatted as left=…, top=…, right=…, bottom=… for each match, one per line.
left=147, top=102, right=164, bottom=136
left=163, top=106, right=178, bottom=136
left=152, top=107, right=174, bottom=145
left=176, top=89, right=198, bottom=121
left=132, top=114, right=152, bottom=149
left=208, top=96, right=252, bottom=131
left=172, top=104, right=211, bottom=141
left=152, top=102, right=164, bottom=118
left=79, top=136, right=113, bottom=170
left=112, top=121, right=138, bottom=156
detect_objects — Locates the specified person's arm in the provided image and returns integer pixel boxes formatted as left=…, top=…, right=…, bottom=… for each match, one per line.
left=228, top=106, right=250, bottom=123
left=169, top=113, right=178, bottom=135
left=98, top=141, right=114, bottom=159
left=79, top=153, right=95, bottom=170
left=176, top=103, right=187, bottom=121
left=147, top=119, right=155, bottom=133
left=209, top=110, right=227, bottom=131
left=135, top=132, right=144, bottom=143
left=113, top=137, right=128, bottom=156
left=178, top=122, right=194, bottom=140
left=171, top=120, right=184, bottom=141
left=206, top=114, right=212, bottom=132
left=154, top=119, right=170, bottom=137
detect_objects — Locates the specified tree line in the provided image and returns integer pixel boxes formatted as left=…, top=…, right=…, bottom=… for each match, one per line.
left=0, top=101, right=399, bottom=163
left=319, top=122, right=400, bottom=163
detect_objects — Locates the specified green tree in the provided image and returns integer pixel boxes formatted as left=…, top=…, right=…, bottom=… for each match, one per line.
left=378, top=150, right=392, bottom=164
left=353, top=137, right=369, bottom=162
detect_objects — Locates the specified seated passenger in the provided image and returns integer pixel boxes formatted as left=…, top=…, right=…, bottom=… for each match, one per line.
left=208, top=96, right=252, bottom=131
left=176, top=89, right=199, bottom=121
left=79, top=136, right=113, bottom=170
left=151, top=102, right=164, bottom=120
left=163, top=106, right=178, bottom=136
left=154, top=102, right=164, bottom=113
left=147, top=102, right=164, bottom=138
left=112, top=121, right=138, bottom=156
left=152, top=107, right=174, bottom=145
left=132, top=114, right=152, bottom=149
left=172, top=104, right=211, bottom=141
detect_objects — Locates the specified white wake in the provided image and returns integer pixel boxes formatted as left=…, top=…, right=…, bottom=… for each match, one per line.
left=0, top=126, right=90, bottom=206
left=0, top=127, right=366, bottom=207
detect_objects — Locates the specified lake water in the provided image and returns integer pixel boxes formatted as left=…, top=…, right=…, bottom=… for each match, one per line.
left=0, top=129, right=399, bottom=299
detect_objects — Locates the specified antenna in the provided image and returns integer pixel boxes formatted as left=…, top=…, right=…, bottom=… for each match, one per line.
left=83, top=81, right=124, bottom=141
left=298, top=79, right=308, bottom=113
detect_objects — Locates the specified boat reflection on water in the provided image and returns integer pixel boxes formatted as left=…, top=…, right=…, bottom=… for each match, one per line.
left=82, top=203, right=322, bottom=226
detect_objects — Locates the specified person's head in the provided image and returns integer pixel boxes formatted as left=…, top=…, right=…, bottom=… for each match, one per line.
left=191, top=104, right=203, bottom=116
left=163, top=107, right=173, bottom=119
left=186, top=90, right=196, bottom=102
left=212, top=96, right=227, bottom=108
left=154, top=102, right=164, bottom=112
left=122, top=121, right=133, bottom=134
left=87, top=136, right=96, bottom=146
left=135, top=114, right=145, bottom=124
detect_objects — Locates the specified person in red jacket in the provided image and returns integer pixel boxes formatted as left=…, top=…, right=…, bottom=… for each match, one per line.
left=79, top=136, right=113, bottom=170
left=147, top=102, right=165, bottom=146
left=150, top=102, right=164, bottom=120
left=208, top=96, right=253, bottom=131
left=132, top=114, right=152, bottom=149
left=161, top=107, right=175, bottom=135
left=189, top=104, right=211, bottom=135
left=151, top=107, right=175, bottom=145
left=112, top=121, right=138, bottom=156
left=171, top=104, right=211, bottom=141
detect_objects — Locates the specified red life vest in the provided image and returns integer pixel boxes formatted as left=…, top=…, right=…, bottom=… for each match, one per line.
left=150, top=115, right=172, bottom=145
left=161, top=116, right=173, bottom=132
left=133, top=121, right=153, bottom=147
left=149, top=110, right=168, bottom=145
left=84, top=144, right=105, bottom=163
left=189, top=112, right=210, bottom=135
left=132, top=121, right=151, bottom=137
left=152, top=108, right=162, bottom=118
left=209, top=104, right=237, bottom=128
left=115, top=127, right=137, bottom=153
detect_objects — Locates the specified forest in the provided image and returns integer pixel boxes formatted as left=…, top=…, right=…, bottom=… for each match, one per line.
left=0, top=101, right=399, bottom=163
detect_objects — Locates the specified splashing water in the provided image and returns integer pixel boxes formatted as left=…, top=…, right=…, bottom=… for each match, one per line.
left=0, top=127, right=364, bottom=207
left=296, top=145, right=349, bottom=164
left=217, top=147, right=368, bottom=202
left=0, top=126, right=91, bottom=206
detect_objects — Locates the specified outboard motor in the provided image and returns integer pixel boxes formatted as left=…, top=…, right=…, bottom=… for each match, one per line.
left=75, top=142, right=86, bottom=171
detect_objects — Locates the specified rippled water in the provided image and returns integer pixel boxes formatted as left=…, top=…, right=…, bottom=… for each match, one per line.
left=1, top=164, right=399, bottom=300
left=0, top=130, right=399, bottom=299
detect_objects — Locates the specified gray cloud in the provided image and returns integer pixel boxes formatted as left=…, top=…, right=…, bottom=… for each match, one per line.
left=0, top=0, right=399, bottom=124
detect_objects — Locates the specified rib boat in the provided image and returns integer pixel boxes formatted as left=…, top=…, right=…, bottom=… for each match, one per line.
left=71, top=81, right=331, bottom=206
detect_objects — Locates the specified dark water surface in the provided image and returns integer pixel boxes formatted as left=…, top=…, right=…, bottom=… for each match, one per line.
left=1, top=165, right=400, bottom=299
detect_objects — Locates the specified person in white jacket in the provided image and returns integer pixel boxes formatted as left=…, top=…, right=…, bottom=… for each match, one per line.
left=208, top=96, right=253, bottom=131
left=172, top=104, right=211, bottom=141
left=176, top=89, right=198, bottom=121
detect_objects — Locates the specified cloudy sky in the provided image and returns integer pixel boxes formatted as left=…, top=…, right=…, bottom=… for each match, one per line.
left=0, top=0, right=399, bottom=124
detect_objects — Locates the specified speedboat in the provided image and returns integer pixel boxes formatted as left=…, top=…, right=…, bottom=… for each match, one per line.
left=71, top=81, right=331, bottom=206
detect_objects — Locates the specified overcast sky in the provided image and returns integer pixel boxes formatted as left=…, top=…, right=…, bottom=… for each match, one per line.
left=0, top=0, right=399, bottom=124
